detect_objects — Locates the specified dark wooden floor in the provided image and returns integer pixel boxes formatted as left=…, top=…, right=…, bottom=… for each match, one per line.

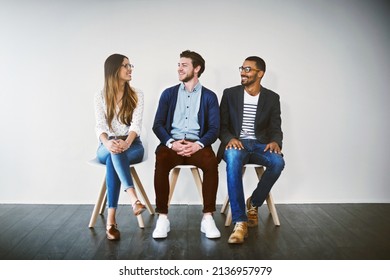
left=0, top=203, right=389, bottom=260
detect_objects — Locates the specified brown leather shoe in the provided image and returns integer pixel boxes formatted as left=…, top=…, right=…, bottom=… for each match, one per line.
left=246, top=196, right=258, bottom=227
left=228, top=222, right=248, bottom=244
left=106, top=224, right=120, bottom=240
left=132, top=200, right=146, bottom=216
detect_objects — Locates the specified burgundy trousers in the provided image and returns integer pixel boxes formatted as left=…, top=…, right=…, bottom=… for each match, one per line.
left=154, top=145, right=219, bottom=214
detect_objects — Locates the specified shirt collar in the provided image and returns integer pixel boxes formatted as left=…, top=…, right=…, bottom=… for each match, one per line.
left=180, top=82, right=202, bottom=93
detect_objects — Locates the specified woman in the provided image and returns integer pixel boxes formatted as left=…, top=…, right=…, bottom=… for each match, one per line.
left=94, top=53, right=146, bottom=240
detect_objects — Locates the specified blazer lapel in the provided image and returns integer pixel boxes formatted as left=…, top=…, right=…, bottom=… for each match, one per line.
left=236, top=87, right=245, bottom=135
left=255, top=87, right=266, bottom=124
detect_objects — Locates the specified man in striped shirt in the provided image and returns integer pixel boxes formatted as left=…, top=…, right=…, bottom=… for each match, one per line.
left=218, top=56, right=285, bottom=244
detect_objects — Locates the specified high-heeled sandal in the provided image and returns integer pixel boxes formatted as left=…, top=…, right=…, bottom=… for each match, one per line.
left=132, top=200, right=146, bottom=216
left=106, top=224, right=120, bottom=240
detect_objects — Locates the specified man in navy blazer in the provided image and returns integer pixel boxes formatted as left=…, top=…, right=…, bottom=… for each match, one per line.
left=218, top=56, right=285, bottom=244
left=152, top=50, right=221, bottom=239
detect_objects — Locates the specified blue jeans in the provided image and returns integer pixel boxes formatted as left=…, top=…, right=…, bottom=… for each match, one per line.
left=223, top=139, right=285, bottom=223
left=97, top=137, right=144, bottom=208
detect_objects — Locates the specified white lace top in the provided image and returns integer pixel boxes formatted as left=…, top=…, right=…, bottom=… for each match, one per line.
left=94, top=88, right=144, bottom=140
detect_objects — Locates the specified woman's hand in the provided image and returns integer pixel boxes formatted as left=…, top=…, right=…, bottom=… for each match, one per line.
left=104, top=139, right=123, bottom=154
left=116, top=139, right=131, bottom=153
left=100, top=132, right=133, bottom=154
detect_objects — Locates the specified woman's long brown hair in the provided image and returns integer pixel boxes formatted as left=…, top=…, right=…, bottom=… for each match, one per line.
left=104, top=54, right=138, bottom=132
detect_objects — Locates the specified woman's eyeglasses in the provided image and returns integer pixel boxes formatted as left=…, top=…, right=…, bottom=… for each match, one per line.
left=122, top=63, right=134, bottom=70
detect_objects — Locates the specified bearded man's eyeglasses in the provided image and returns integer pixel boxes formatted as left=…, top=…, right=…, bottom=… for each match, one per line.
left=239, top=66, right=261, bottom=73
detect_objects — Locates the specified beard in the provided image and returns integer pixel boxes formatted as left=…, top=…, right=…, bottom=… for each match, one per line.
left=241, top=75, right=256, bottom=86
left=180, top=71, right=195, bottom=83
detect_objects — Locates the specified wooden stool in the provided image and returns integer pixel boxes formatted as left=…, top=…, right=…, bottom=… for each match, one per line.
left=88, top=159, right=155, bottom=228
left=88, top=128, right=154, bottom=228
left=221, top=164, right=280, bottom=227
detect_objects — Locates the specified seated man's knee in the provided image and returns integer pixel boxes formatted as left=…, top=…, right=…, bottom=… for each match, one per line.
left=155, top=146, right=171, bottom=163
left=203, top=149, right=218, bottom=164
left=271, top=155, right=285, bottom=173
left=223, top=148, right=241, bottom=163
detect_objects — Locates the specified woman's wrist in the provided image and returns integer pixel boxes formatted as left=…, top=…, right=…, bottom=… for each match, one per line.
left=99, top=133, right=109, bottom=145
left=125, top=140, right=131, bottom=149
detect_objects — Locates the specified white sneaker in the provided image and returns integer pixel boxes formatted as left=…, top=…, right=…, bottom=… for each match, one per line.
left=200, top=215, right=221, bottom=239
left=152, top=215, right=170, bottom=239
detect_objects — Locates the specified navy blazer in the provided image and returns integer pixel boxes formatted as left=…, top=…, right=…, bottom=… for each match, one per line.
left=217, top=85, right=283, bottom=161
left=153, top=84, right=220, bottom=148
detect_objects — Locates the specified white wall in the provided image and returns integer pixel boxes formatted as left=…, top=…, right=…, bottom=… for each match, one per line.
left=0, top=0, right=389, bottom=204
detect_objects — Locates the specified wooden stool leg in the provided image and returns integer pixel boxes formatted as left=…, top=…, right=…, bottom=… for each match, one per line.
left=265, top=193, right=280, bottom=226
left=225, top=206, right=232, bottom=226
left=130, top=167, right=155, bottom=215
left=191, top=167, right=203, bottom=200
left=221, top=196, right=229, bottom=214
left=99, top=192, right=107, bottom=215
left=89, top=179, right=107, bottom=228
left=136, top=214, right=145, bottom=228
left=168, top=168, right=181, bottom=205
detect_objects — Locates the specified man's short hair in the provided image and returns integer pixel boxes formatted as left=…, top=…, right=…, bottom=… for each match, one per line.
left=245, top=56, right=266, bottom=72
left=180, top=50, right=205, bottom=77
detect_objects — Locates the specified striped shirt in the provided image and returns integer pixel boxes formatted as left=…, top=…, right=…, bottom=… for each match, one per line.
left=240, top=90, right=259, bottom=139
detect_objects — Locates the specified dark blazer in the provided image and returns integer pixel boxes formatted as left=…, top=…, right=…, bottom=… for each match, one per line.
left=153, top=84, right=220, bottom=148
left=217, top=85, right=283, bottom=161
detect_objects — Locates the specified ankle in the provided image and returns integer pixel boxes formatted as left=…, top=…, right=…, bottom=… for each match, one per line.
left=131, top=199, right=140, bottom=206
left=203, top=212, right=213, bottom=218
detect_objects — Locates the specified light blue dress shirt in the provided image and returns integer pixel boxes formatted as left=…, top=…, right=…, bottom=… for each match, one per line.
left=170, top=82, right=202, bottom=144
